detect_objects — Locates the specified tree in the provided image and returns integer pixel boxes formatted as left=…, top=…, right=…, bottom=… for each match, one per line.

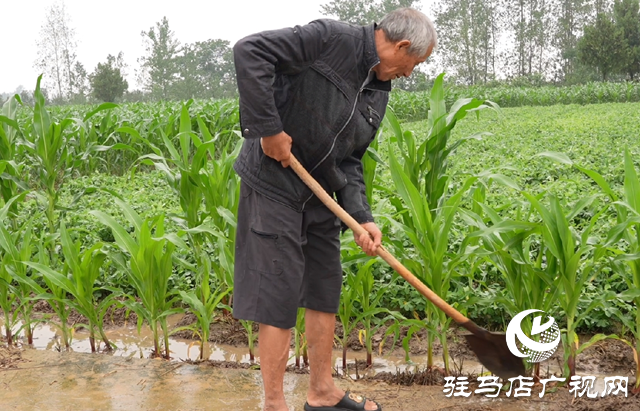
left=69, top=61, right=89, bottom=103
left=434, top=0, right=501, bottom=84
left=502, top=0, right=555, bottom=78
left=320, top=0, right=420, bottom=26
left=577, top=13, right=627, bottom=80
left=90, top=54, right=128, bottom=102
left=137, top=17, right=180, bottom=100
left=173, top=39, right=236, bottom=100
left=193, top=40, right=236, bottom=99
left=34, top=1, right=78, bottom=101
left=553, top=0, right=594, bottom=81
left=173, top=43, right=201, bottom=100
left=614, top=0, right=640, bottom=79
left=392, top=70, right=431, bottom=91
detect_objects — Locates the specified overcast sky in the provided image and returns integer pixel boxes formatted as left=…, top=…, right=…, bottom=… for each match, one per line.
left=1, top=0, right=433, bottom=94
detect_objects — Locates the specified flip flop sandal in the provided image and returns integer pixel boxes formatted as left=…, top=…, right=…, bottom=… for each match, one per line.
left=304, top=391, right=382, bottom=411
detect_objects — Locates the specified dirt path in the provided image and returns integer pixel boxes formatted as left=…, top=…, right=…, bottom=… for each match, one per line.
left=2, top=348, right=637, bottom=411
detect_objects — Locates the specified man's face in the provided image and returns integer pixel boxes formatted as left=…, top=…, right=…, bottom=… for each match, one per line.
left=373, top=40, right=432, bottom=82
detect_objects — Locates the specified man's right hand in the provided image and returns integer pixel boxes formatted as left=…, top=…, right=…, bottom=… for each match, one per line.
left=260, top=131, right=292, bottom=168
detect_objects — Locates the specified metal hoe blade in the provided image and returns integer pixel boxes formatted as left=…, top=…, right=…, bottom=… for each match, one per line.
left=463, top=331, right=526, bottom=379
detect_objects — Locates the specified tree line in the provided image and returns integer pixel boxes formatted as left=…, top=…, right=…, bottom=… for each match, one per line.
left=22, top=2, right=235, bottom=104
left=433, top=0, right=640, bottom=84
left=10, top=0, right=640, bottom=105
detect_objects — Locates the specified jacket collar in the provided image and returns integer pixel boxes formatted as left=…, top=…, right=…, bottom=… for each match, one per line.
left=362, top=23, right=391, bottom=92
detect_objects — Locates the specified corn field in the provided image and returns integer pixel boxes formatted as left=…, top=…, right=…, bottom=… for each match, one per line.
left=391, top=81, right=640, bottom=121
left=1, top=74, right=640, bottom=389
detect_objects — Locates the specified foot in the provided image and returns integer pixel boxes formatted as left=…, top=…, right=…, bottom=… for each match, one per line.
left=307, top=387, right=380, bottom=410
left=263, top=398, right=290, bottom=411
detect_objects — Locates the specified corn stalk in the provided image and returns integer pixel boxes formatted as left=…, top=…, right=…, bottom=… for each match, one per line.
left=25, top=221, right=114, bottom=352
left=569, top=149, right=640, bottom=390
left=383, top=73, right=498, bottom=373
left=90, top=198, right=185, bottom=359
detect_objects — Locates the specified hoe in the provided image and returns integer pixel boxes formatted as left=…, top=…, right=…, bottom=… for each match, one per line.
left=290, top=154, right=525, bottom=379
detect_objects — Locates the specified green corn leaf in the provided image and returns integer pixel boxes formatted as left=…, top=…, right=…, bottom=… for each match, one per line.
left=535, top=151, right=573, bottom=165
left=575, top=164, right=618, bottom=202
left=624, top=149, right=640, bottom=213
left=388, top=147, right=427, bottom=233
left=576, top=334, right=615, bottom=355
left=89, top=210, right=139, bottom=258
left=32, top=75, right=51, bottom=142
left=59, top=221, right=82, bottom=276
left=179, top=103, right=192, bottom=134
left=23, top=262, right=75, bottom=296
left=83, top=103, right=117, bottom=122
left=216, top=207, right=237, bottom=229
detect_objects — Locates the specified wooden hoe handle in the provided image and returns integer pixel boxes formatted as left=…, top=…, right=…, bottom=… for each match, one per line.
left=289, top=154, right=470, bottom=326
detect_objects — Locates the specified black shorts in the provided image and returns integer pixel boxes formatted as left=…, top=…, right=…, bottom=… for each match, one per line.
left=232, top=181, right=342, bottom=329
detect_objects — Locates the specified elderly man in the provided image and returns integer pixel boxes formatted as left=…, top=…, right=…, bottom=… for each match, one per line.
left=232, top=8, right=436, bottom=411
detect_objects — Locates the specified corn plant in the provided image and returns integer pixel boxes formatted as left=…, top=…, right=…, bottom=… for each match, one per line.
left=362, top=134, right=382, bottom=206
left=134, top=103, right=211, bottom=288
left=336, top=263, right=363, bottom=373
left=384, top=73, right=497, bottom=373
left=389, top=81, right=640, bottom=120
left=69, top=102, right=120, bottom=175
left=239, top=319, right=258, bottom=362
left=176, top=251, right=231, bottom=360
left=199, top=135, right=241, bottom=293
left=570, top=150, right=640, bottom=390
left=90, top=198, right=186, bottom=359
left=0, top=252, right=17, bottom=346
left=0, top=196, right=25, bottom=345
left=0, top=95, right=25, bottom=231
left=21, top=76, right=74, bottom=235
left=24, top=221, right=115, bottom=352
left=461, top=195, right=561, bottom=379
left=523, top=192, right=609, bottom=378
left=135, top=102, right=240, bottom=292
left=353, top=258, right=400, bottom=367
left=335, top=235, right=392, bottom=371
left=293, top=308, right=308, bottom=369
left=0, top=218, right=40, bottom=345
left=22, top=76, right=115, bottom=236
left=134, top=102, right=240, bottom=353
left=30, top=236, right=74, bottom=351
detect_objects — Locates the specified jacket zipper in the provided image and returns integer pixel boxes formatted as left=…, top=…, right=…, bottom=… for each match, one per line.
left=301, top=66, right=378, bottom=210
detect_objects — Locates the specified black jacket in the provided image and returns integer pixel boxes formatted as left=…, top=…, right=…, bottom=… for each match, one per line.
left=233, top=19, right=391, bottom=223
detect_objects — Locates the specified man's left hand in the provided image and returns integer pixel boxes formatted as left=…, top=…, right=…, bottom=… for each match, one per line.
left=355, top=222, right=382, bottom=256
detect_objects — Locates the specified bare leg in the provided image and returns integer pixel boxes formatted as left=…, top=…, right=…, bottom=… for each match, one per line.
left=259, top=324, right=291, bottom=411
left=305, top=309, right=379, bottom=410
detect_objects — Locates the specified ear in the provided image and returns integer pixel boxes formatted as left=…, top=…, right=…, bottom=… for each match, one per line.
left=395, top=39, right=411, bottom=52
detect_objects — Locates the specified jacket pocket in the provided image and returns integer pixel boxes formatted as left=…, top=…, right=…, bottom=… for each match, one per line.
left=364, top=104, right=382, bottom=129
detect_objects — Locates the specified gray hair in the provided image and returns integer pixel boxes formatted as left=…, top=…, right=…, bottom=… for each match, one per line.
left=378, top=8, right=437, bottom=57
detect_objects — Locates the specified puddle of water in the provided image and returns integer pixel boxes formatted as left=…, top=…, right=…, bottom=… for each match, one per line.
left=0, top=314, right=255, bottom=362
left=0, top=314, right=618, bottom=391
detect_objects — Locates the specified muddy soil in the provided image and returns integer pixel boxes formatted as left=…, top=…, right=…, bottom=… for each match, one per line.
left=575, top=338, right=636, bottom=376
left=31, top=298, right=139, bottom=329
left=0, top=346, right=23, bottom=369
left=566, top=393, right=640, bottom=411
left=1, top=348, right=636, bottom=411
left=172, top=312, right=254, bottom=346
